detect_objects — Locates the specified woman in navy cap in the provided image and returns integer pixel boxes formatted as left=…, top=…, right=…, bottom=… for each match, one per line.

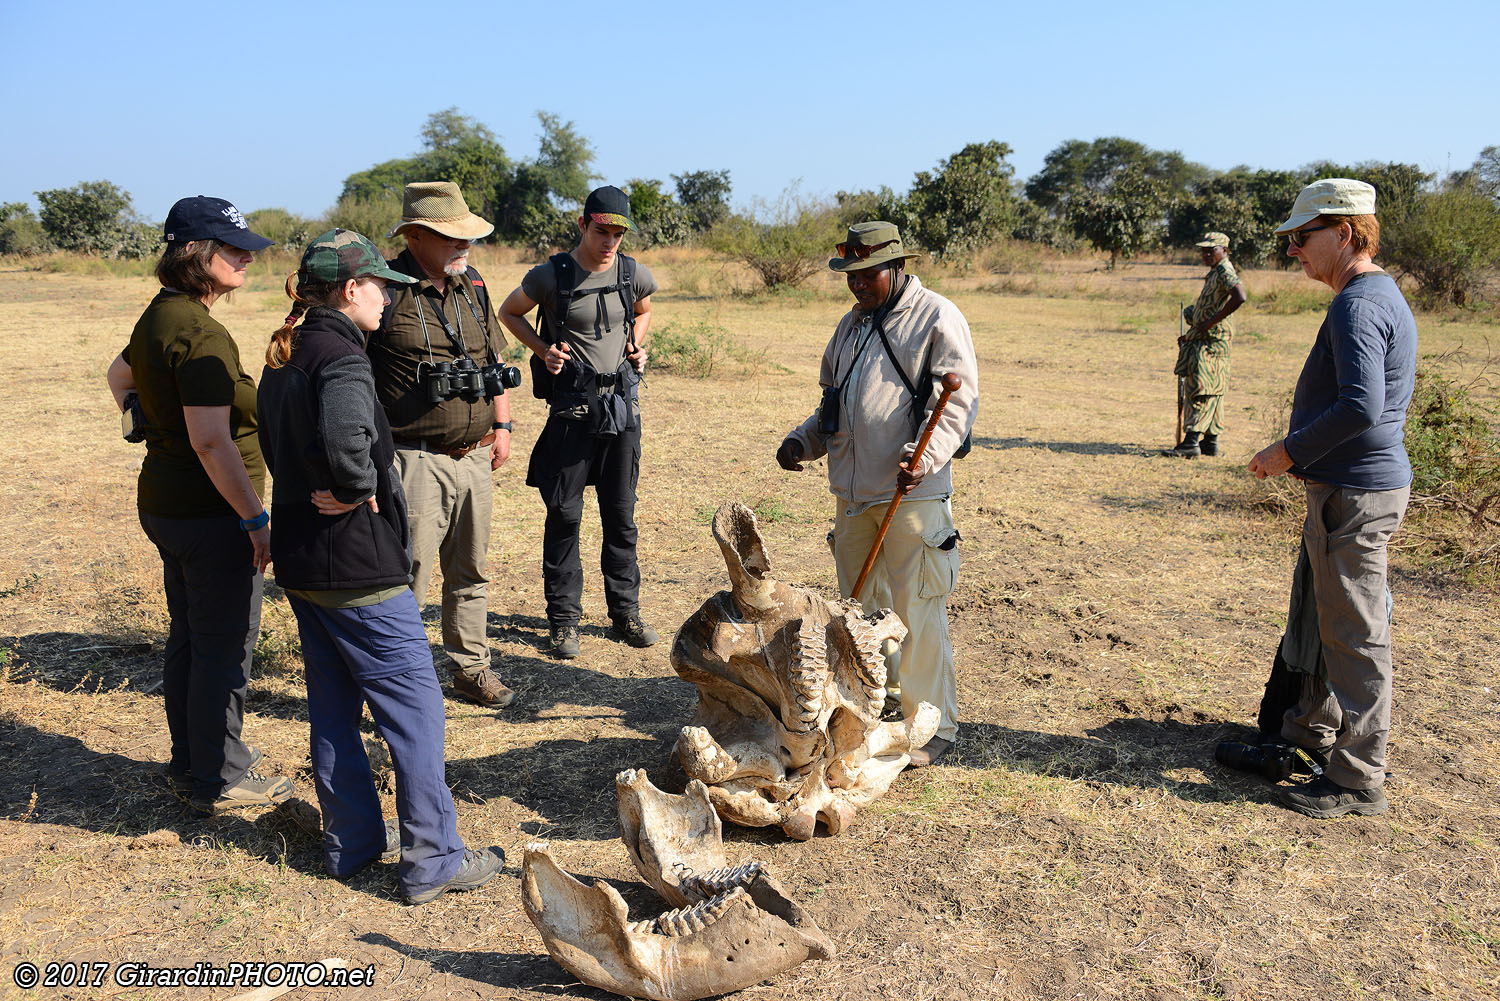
left=105, top=195, right=295, bottom=813
left=256, top=229, right=504, bottom=904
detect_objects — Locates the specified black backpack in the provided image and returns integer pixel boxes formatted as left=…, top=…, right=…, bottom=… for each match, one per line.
left=530, top=252, right=637, bottom=401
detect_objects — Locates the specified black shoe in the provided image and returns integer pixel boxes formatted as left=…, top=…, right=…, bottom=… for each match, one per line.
left=609, top=614, right=659, bottom=648
left=1163, top=434, right=1201, bottom=458
left=549, top=624, right=581, bottom=659
left=1215, top=740, right=1326, bottom=782
left=404, top=846, right=505, bottom=905
left=1278, top=776, right=1388, bottom=818
left=1199, top=435, right=1219, bottom=457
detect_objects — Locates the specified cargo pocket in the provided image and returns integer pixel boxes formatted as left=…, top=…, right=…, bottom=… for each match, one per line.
left=917, top=527, right=960, bottom=599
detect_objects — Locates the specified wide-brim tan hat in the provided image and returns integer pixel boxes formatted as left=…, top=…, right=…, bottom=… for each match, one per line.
left=829, top=221, right=922, bottom=272
left=387, top=181, right=495, bottom=241
left=1273, top=178, right=1377, bottom=234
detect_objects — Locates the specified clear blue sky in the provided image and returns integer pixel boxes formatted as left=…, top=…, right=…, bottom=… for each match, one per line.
left=2, top=0, right=1494, bottom=223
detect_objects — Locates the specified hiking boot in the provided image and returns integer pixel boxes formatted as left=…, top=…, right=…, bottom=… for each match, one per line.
left=404, top=846, right=506, bottom=905
left=1215, top=739, right=1327, bottom=783
left=452, top=668, right=516, bottom=708
left=1163, top=432, right=1201, bottom=458
left=1199, top=435, right=1220, bottom=457
left=1278, top=776, right=1388, bottom=818
left=161, top=745, right=263, bottom=798
left=906, top=736, right=954, bottom=768
left=549, top=624, right=581, bottom=659
left=329, top=818, right=400, bottom=878
left=191, top=769, right=294, bottom=815
left=609, top=614, right=660, bottom=648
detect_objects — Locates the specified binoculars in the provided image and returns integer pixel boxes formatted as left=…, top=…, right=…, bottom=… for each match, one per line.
left=421, top=358, right=522, bottom=405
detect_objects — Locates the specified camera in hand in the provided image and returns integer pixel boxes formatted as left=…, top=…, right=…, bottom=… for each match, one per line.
left=421, top=358, right=518, bottom=404
left=818, top=386, right=841, bottom=435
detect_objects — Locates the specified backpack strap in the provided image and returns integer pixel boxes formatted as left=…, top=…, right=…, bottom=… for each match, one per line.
left=618, top=254, right=637, bottom=348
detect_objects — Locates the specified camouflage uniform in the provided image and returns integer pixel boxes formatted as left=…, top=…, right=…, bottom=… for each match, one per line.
left=1175, top=257, right=1241, bottom=435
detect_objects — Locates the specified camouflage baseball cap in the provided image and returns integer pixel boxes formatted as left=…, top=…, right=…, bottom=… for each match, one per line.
left=298, top=229, right=416, bottom=285
left=1195, top=232, right=1230, bottom=248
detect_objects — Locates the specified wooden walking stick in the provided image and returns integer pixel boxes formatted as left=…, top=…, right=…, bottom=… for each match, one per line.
left=851, top=372, right=962, bottom=602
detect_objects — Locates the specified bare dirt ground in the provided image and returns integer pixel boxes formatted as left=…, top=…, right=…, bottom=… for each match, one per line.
left=1, top=247, right=1497, bottom=1001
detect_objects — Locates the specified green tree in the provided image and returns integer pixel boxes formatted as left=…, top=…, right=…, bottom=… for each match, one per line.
left=245, top=208, right=317, bottom=251
left=625, top=178, right=690, bottom=248
left=906, top=140, right=1020, bottom=258
left=1168, top=168, right=1304, bottom=266
left=1381, top=178, right=1500, bottom=306
left=418, top=107, right=510, bottom=220
left=1068, top=166, right=1170, bottom=268
left=1026, top=137, right=1208, bottom=214
left=532, top=111, right=597, bottom=208
left=711, top=187, right=842, bottom=289
left=0, top=202, right=51, bottom=255
left=35, top=180, right=135, bottom=255
left=672, top=169, right=732, bottom=233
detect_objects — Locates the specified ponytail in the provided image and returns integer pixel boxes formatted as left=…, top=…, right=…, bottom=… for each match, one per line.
left=265, top=273, right=344, bottom=368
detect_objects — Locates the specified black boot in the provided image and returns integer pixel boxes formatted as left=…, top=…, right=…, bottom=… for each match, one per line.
left=1163, top=431, right=1201, bottom=458
left=1199, top=434, right=1219, bottom=457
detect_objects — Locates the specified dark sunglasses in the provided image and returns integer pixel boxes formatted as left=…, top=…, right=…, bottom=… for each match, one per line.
left=1287, top=225, right=1329, bottom=248
left=836, top=238, right=895, bottom=260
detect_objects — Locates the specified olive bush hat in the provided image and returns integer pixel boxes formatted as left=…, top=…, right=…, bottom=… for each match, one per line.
left=829, top=221, right=922, bottom=272
left=299, top=229, right=416, bottom=285
left=1195, top=231, right=1230, bottom=248
left=387, top=181, right=495, bottom=240
left=1274, top=178, right=1377, bottom=234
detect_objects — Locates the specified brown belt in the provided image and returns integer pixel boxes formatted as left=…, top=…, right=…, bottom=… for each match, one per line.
left=396, top=431, right=495, bottom=460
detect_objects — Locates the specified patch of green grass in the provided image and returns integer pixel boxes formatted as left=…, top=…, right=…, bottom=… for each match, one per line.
left=0, top=572, right=42, bottom=598
left=1255, top=285, right=1330, bottom=315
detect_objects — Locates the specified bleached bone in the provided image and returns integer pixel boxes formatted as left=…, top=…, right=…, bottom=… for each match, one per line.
left=521, top=844, right=834, bottom=1001
left=670, top=502, right=937, bottom=839
left=616, top=769, right=724, bottom=908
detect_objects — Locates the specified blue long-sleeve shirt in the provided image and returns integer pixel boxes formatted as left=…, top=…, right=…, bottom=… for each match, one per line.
left=1285, top=272, right=1416, bottom=491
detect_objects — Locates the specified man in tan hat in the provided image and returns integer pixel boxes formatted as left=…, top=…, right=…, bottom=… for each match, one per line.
left=1166, top=231, right=1246, bottom=457
left=368, top=181, right=515, bottom=707
left=776, top=221, right=979, bottom=767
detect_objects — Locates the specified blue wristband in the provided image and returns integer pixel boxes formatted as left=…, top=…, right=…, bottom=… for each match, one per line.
left=239, top=510, right=269, bottom=532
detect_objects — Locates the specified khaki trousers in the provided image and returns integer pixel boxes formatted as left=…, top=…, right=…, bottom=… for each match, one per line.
left=1281, top=481, right=1409, bottom=790
left=394, top=447, right=493, bottom=678
left=832, top=496, right=960, bottom=742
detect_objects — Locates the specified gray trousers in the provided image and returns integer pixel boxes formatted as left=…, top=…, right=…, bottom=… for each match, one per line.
left=1281, top=481, right=1409, bottom=790
left=394, top=447, right=493, bottom=678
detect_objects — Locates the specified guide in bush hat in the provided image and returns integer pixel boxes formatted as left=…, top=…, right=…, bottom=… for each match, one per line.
left=1163, top=231, right=1247, bottom=458
left=778, top=219, right=979, bottom=768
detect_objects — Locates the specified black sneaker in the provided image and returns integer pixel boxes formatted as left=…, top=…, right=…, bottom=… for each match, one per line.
left=404, top=846, right=505, bottom=905
left=1278, top=776, right=1388, bottom=818
left=609, top=614, right=659, bottom=648
left=549, top=624, right=581, bottom=659
left=1199, top=435, right=1220, bottom=457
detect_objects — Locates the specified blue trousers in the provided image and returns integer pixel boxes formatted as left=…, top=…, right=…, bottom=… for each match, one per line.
left=288, top=589, right=464, bottom=895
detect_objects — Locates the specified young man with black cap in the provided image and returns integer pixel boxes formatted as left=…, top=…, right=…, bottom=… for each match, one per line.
left=368, top=182, right=515, bottom=707
left=497, top=185, right=658, bottom=659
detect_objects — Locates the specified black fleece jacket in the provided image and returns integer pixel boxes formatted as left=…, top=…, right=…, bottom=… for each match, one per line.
left=257, top=307, right=412, bottom=590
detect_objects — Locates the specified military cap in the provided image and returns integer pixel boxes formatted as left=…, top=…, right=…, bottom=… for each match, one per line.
left=1195, top=232, right=1230, bottom=248
left=1274, top=178, right=1378, bottom=234
left=829, top=221, right=922, bottom=272
left=298, top=229, right=416, bottom=285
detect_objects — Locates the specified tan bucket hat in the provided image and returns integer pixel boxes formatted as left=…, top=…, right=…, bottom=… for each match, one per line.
left=1273, top=178, right=1377, bottom=234
left=387, top=181, right=495, bottom=240
left=829, top=221, right=922, bottom=272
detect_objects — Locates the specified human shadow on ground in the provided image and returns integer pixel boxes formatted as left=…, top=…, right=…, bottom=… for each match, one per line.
left=359, top=931, right=620, bottom=998
left=950, top=715, right=1271, bottom=806
left=0, top=719, right=335, bottom=884
left=972, top=435, right=1144, bottom=457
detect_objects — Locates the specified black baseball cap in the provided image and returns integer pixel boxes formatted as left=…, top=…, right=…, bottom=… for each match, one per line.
left=583, top=185, right=634, bottom=231
left=162, top=195, right=273, bottom=251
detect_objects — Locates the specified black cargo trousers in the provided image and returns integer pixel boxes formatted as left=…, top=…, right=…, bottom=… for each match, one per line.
left=525, top=410, right=642, bottom=628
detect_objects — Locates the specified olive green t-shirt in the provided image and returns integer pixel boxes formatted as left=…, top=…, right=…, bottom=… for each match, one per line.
left=122, top=290, right=267, bottom=518
left=521, top=254, right=657, bottom=376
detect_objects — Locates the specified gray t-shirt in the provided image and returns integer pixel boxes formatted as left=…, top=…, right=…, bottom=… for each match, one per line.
left=522, top=254, right=658, bottom=376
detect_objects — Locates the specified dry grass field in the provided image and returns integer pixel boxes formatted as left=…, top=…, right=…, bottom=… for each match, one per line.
left=1, top=245, right=1498, bottom=1001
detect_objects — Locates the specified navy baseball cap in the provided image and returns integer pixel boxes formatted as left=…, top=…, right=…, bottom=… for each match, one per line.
left=162, top=195, right=273, bottom=251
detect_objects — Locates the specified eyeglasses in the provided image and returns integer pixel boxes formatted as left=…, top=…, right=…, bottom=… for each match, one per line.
left=1287, top=225, right=1329, bottom=248
left=836, top=239, right=895, bottom=260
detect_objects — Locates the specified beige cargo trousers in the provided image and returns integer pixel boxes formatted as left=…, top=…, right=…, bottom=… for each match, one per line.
left=832, top=496, right=960, bottom=743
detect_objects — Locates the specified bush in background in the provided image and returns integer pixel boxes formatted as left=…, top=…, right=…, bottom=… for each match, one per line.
left=1381, top=180, right=1500, bottom=307
left=0, top=202, right=52, bottom=255
left=710, top=186, right=840, bottom=289
left=246, top=208, right=319, bottom=251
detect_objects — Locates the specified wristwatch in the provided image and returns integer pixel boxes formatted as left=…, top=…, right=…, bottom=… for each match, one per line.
left=492, top=421, right=512, bottom=432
